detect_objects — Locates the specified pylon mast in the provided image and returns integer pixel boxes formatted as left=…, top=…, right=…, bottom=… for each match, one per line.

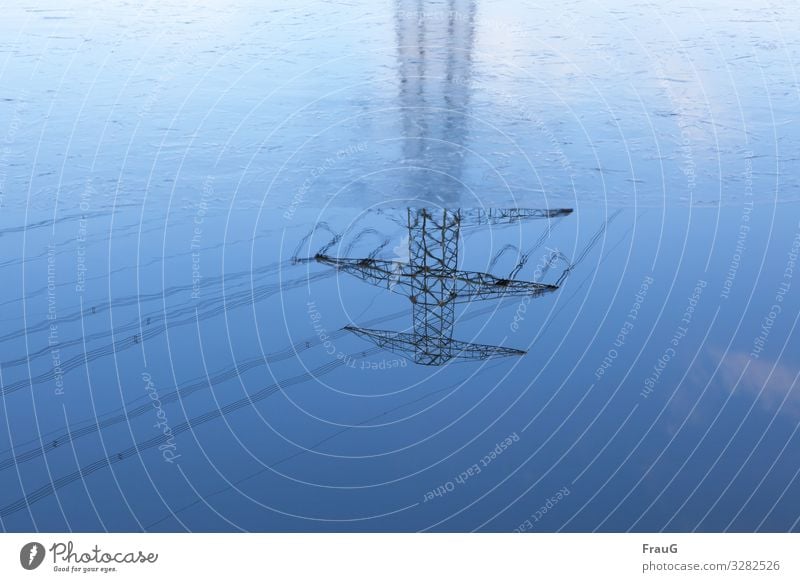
left=316, top=208, right=571, bottom=365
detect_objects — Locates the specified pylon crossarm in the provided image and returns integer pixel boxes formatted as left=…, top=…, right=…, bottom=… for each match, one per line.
left=449, top=270, right=558, bottom=301
left=315, top=256, right=409, bottom=291
left=318, top=256, right=558, bottom=302
left=343, top=326, right=526, bottom=365
left=457, top=208, right=573, bottom=227
left=447, top=337, right=526, bottom=360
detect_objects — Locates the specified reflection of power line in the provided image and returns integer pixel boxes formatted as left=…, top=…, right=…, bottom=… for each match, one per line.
left=0, top=205, right=130, bottom=237
left=0, top=352, right=379, bottom=518
left=144, top=360, right=506, bottom=531
left=0, top=298, right=525, bottom=473
left=1, top=209, right=615, bottom=476
left=317, top=207, right=572, bottom=365
left=0, top=269, right=333, bottom=395
left=0, top=258, right=295, bottom=353
left=531, top=209, right=629, bottom=347
left=2, top=210, right=619, bottom=516
left=0, top=270, right=605, bottom=517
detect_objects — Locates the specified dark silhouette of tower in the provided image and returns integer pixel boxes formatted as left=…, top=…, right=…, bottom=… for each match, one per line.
left=316, top=207, right=572, bottom=365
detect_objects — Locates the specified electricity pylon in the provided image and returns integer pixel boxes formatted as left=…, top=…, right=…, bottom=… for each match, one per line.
left=316, top=207, right=572, bottom=365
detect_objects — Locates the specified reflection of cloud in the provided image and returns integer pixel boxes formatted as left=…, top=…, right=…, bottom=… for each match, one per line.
left=716, top=350, right=800, bottom=419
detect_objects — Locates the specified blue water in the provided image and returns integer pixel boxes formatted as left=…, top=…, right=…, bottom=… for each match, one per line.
left=0, top=0, right=799, bottom=532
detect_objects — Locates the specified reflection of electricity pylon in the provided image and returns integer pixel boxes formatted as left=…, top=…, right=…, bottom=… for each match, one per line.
left=316, top=207, right=573, bottom=365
